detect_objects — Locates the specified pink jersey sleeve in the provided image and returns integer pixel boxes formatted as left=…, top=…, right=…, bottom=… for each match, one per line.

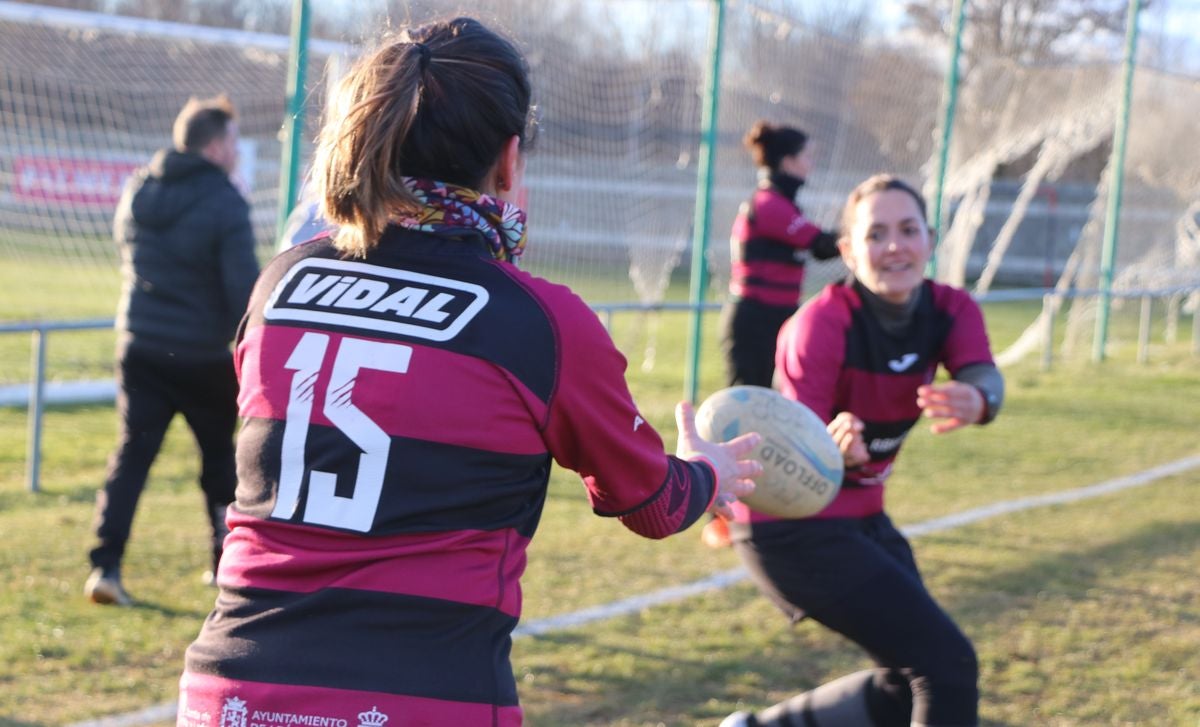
left=534, top=282, right=716, bottom=538
left=936, top=286, right=995, bottom=373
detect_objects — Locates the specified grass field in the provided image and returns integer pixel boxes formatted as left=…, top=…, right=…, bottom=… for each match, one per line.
left=1, top=304, right=1198, bottom=726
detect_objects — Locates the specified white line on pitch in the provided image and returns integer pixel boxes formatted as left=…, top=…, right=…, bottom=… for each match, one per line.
left=67, top=453, right=1200, bottom=727
left=515, top=453, right=1200, bottom=638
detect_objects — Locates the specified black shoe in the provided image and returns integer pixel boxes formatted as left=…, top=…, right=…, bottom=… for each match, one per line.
left=84, top=567, right=133, bottom=606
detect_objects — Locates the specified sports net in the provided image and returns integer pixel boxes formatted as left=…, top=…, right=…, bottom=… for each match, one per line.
left=0, top=4, right=329, bottom=322
left=932, top=58, right=1200, bottom=364
left=1, top=0, right=1197, bottom=396
left=0, top=3, right=345, bottom=392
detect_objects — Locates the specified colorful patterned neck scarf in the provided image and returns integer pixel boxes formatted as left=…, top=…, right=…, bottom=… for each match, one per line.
left=393, top=177, right=527, bottom=264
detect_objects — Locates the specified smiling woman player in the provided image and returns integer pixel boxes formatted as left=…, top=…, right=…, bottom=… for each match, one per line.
left=720, top=174, right=1004, bottom=727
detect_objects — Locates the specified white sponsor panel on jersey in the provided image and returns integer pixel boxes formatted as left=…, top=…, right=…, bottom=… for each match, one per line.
left=201, top=693, right=387, bottom=727
left=868, top=432, right=909, bottom=454
left=264, top=258, right=489, bottom=342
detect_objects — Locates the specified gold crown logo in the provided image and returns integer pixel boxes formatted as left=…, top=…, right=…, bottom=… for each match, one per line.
left=357, top=706, right=388, bottom=727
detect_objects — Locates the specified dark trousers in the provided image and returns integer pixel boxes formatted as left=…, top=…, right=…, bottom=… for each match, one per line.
left=720, top=297, right=796, bottom=388
left=734, top=513, right=979, bottom=726
left=89, top=346, right=239, bottom=572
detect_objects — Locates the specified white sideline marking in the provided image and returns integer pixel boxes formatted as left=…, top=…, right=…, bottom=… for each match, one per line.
left=512, top=568, right=748, bottom=637
left=900, top=454, right=1200, bottom=538
left=67, top=454, right=1200, bottom=727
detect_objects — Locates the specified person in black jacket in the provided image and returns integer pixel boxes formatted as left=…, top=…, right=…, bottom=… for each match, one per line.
left=84, top=94, right=260, bottom=606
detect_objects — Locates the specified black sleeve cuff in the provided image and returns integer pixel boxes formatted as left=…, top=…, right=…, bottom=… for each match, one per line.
left=955, top=362, right=1004, bottom=425
left=810, top=230, right=841, bottom=260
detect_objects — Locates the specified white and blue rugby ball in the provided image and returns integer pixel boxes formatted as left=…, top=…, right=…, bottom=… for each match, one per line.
left=696, top=385, right=843, bottom=518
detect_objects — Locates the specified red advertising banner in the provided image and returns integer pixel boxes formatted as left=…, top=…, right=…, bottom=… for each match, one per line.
left=13, top=156, right=140, bottom=206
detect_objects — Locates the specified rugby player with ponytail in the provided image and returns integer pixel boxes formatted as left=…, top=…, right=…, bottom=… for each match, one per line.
left=177, top=17, right=760, bottom=726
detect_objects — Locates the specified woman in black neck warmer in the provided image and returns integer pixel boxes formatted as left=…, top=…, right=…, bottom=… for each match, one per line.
left=721, top=120, right=840, bottom=389
left=719, top=174, right=1004, bottom=727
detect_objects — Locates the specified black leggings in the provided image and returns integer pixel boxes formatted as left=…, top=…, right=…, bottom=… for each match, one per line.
left=89, top=346, right=239, bottom=571
left=720, top=298, right=796, bottom=388
left=733, top=513, right=978, bottom=726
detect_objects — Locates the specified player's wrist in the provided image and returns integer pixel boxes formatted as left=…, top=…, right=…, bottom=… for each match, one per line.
left=683, top=454, right=720, bottom=511
left=971, top=384, right=998, bottom=425
left=683, top=452, right=717, bottom=472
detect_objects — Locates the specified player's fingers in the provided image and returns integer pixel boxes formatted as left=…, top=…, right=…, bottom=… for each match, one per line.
left=709, top=474, right=756, bottom=518
left=922, top=402, right=954, bottom=419
left=916, top=389, right=949, bottom=407
left=709, top=490, right=745, bottom=519
left=921, top=381, right=962, bottom=400
left=723, top=431, right=762, bottom=457
left=846, top=442, right=869, bottom=467
left=674, top=400, right=699, bottom=441
left=725, top=478, right=756, bottom=499
left=733, top=458, right=763, bottom=480
left=827, top=411, right=862, bottom=434
left=930, top=417, right=968, bottom=434
left=831, top=428, right=850, bottom=450
left=833, top=427, right=860, bottom=452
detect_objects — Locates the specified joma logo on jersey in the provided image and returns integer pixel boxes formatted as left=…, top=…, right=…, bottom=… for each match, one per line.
left=264, top=258, right=489, bottom=341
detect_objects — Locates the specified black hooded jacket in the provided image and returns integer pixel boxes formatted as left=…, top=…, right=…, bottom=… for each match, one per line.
left=113, top=149, right=260, bottom=360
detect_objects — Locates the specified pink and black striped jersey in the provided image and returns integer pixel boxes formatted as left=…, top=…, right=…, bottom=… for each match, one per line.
left=178, top=227, right=716, bottom=726
left=732, top=279, right=993, bottom=525
left=728, top=185, right=828, bottom=308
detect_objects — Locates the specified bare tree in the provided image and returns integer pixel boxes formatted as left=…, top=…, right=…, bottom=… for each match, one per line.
left=904, top=0, right=1137, bottom=69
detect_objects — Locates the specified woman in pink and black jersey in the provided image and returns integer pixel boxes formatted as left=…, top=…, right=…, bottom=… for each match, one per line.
left=720, top=175, right=1004, bottom=727
left=176, top=17, right=762, bottom=727
left=721, top=120, right=840, bottom=388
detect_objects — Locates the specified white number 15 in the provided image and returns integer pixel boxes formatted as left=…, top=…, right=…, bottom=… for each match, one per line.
left=271, top=331, right=411, bottom=532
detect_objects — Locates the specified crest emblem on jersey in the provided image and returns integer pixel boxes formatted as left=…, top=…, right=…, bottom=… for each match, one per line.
left=264, top=259, right=489, bottom=342
left=220, top=696, right=248, bottom=727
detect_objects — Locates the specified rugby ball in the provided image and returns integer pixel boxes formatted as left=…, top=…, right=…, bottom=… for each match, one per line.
left=695, top=385, right=842, bottom=518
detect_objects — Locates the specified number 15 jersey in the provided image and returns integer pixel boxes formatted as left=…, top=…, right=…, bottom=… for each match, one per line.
left=179, top=227, right=716, bottom=727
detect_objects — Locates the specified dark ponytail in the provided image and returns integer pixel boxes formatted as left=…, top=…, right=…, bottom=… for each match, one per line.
left=313, top=17, right=534, bottom=257
left=743, top=120, right=807, bottom=173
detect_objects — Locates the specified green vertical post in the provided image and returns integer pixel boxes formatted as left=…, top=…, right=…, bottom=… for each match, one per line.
left=1093, top=0, right=1142, bottom=362
left=26, top=328, right=46, bottom=493
left=684, top=0, right=726, bottom=404
left=276, top=0, right=310, bottom=241
left=926, top=0, right=967, bottom=276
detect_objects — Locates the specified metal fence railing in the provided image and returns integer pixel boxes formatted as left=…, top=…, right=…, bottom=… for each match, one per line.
left=6, top=283, right=1197, bottom=494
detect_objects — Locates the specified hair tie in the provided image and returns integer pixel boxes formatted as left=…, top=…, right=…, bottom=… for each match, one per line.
left=414, top=42, right=432, bottom=72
